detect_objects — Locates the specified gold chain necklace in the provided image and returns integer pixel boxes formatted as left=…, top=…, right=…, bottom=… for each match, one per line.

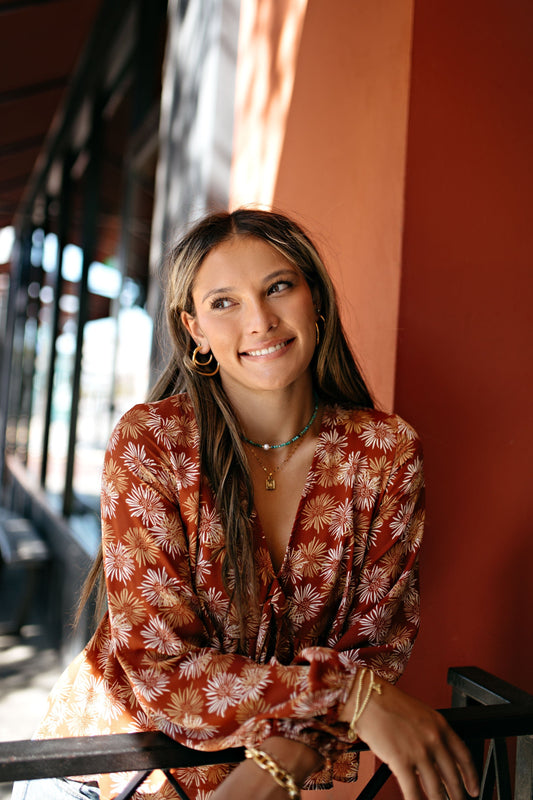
left=246, top=431, right=306, bottom=491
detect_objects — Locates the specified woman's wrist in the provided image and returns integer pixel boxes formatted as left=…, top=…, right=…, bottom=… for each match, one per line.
left=245, top=746, right=301, bottom=799
left=255, top=736, right=324, bottom=787
left=346, top=668, right=382, bottom=740
left=339, top=668, right=384, bottom=728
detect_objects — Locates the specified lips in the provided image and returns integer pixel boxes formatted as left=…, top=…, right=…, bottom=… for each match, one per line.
left=241, top=339, right=293, bottom=357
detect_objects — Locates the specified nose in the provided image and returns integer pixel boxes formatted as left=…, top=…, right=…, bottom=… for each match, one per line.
left=245, top=297, right=278, bottom=335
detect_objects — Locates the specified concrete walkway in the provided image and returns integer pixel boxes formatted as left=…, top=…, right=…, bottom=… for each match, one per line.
left=0, top=629, right=61, bottom=741
left=0, top=562, right=63, bottom=800
left=0, top=629, right=62, bottom=800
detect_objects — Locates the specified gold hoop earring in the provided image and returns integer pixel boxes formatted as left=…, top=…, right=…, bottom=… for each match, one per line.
left=315, top=314, right=326, bottom=347
left=191, top=345, right=220, bottom=376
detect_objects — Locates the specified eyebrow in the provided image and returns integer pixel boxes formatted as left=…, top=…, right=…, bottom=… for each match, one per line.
left=200, top=267, right=299, bottom=304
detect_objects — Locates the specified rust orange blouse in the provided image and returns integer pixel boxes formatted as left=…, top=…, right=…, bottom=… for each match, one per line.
left=36, top=394, right=425, bottom=800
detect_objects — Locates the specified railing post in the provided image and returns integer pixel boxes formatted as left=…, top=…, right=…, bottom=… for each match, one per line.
left=449, top=676, right=485, bottom=779
left=515, top=735, right=533, bottom=800
left=448, top=667, right=533, bottom=800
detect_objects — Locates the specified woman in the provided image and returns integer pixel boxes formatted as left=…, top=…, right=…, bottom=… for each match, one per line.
left=22, top=209, right=478, bottom=800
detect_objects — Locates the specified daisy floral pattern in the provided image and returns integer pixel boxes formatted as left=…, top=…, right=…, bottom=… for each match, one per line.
left=35, top=396, right=424, bottom=800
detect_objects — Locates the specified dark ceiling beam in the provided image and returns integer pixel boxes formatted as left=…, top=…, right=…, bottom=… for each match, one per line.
left=0, top=1, right=60, bottom=14
left=0, top=135, right=44, bottom=156
left=0, top=77, right=68, bottom=104
left=0, top=205, right=22, bottom=215
left=0, top=175, right=32, bottom=191
left=15, top=0, right=133, bottom=231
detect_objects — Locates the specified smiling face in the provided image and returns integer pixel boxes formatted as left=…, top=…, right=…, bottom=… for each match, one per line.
left=181, top=235, right=318, bottom=402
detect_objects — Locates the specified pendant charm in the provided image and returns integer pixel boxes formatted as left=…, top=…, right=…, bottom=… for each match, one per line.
left=265, top=474, right=276, bottom=491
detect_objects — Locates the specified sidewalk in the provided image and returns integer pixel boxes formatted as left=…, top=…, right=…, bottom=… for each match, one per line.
left=0, top=628, right=61, bottom=741
left=0, top=564, right=63, bottom=800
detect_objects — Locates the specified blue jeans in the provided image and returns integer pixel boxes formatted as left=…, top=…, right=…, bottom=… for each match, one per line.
left=11, top=778, right=99, bottom=800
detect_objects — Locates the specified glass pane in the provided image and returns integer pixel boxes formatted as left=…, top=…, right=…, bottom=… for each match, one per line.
left=26, top=232, right=57, bottom=483
left=45, top=315, right=77, bottom=501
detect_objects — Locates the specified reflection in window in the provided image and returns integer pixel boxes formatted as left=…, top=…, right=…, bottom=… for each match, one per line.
left=72, top=276, right=152, bottom=510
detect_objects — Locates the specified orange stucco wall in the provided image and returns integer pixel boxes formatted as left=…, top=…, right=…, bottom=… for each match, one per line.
left=395, top=0, right=533, bottom=708
left=231, top=0, right=415, bottom=410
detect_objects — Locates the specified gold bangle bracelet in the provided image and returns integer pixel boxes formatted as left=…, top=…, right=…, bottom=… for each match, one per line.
left=347, top=667, right=383, bottom=742
left=245, top=745, right=301, bottom=799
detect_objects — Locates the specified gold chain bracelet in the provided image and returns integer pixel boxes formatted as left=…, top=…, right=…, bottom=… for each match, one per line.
left=245, top=745, right=301, bottom=799
left=347, top=667, right=383, bottom=741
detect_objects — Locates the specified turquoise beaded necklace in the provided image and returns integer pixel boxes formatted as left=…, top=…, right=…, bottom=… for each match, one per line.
left=242, top=396, right=319, bottom=450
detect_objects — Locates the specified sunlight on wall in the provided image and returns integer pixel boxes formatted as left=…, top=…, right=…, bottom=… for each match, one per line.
left=229, top=0, right=308, bottom=209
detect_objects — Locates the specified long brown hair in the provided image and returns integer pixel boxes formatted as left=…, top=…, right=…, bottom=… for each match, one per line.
left=79, top=209, right=374, bottom=646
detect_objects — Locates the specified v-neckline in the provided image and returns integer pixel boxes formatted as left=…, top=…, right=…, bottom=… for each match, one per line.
left=253, top=407, right=326, bottom=581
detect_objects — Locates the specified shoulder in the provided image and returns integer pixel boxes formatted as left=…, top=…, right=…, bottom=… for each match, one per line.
left=321, top=404, right=422, bottom=461
left=323, top=404, right=419, bottom=438
left=107, top=393, right=198, bottom=453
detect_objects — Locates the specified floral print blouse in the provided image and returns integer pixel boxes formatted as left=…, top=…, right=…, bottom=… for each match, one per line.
left=36, top=394, right=425, bottom=800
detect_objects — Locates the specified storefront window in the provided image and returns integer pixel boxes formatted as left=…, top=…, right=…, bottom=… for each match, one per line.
left=73, top=270, right=153, bottom=511
left=3, top=0, right=165, bottom=562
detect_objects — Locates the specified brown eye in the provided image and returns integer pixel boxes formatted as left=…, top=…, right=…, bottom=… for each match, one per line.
left=210, top=297, right=233, bottom=310
left=267, top=280, right=292, bottom=295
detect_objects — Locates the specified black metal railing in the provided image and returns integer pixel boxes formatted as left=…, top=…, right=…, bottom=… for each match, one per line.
left=448, top=666, right=533, bottom=800
left=0, top=667, right=531, bottom=800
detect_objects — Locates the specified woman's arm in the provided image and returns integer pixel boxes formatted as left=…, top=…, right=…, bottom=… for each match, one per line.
left=212, top=678, right=479, bottom=800
left=211, top=736, right=323, bottom=800
left=339, top=673, right=479, bottom=800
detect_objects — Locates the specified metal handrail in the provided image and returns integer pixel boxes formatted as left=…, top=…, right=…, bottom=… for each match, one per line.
left=1, top=704, right=532, bottom=780
left=448, top=665, right=533, bottom=707
left=0, top=668, right=531, bottom=800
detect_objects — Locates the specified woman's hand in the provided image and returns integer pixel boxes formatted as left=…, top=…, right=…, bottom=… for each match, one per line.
left=210, top=736, right=322, bottom=800
left=345, top=677, right=479, bottom=800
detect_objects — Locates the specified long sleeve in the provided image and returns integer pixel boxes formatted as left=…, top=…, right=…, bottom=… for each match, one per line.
left=331, top=413, right=424, bottom=677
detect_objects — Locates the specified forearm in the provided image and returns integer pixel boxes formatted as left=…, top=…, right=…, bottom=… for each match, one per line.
left=337, top=668, right=479, bottom=800
left=211, top=735, right=324, bottom=800
left=256, top=736, right=324, bottom=786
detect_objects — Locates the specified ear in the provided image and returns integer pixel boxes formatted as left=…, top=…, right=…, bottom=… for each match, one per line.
left=180, top=311, right=210, bottom=353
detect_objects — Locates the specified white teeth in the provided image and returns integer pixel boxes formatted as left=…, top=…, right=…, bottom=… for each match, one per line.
left=246, top=341, right=287, bottom=357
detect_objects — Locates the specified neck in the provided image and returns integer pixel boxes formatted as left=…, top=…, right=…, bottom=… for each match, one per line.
left=225, top=382, right=316, bottom=448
